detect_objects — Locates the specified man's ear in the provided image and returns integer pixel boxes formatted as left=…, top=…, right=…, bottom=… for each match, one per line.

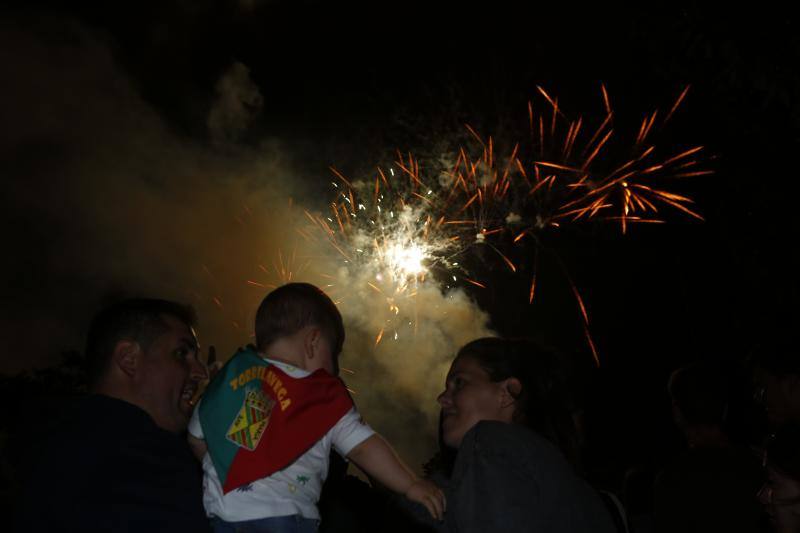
left=112, top=340, right=141, bottom=378
left=500, top=377, right=522, bottom=408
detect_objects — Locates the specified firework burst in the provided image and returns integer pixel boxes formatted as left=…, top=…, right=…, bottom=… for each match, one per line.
left=302, top=161, right=469, bottom=346
left=438, top=85, right=710, bottom=248
left=304, top=85, right=710, bottom=363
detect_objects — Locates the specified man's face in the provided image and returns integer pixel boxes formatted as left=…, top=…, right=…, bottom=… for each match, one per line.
left=758, top=465, right=800, bottom=531
left=754, top=367, right=800, bottom=427
left=136, top=315, right=205, bottom=433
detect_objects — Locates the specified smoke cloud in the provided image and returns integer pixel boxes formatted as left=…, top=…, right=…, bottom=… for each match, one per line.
left=1, top=15, right=493, bottom=470
left=1, top=15, right=290, bottom=373
left=207, top=61, right=264, bottom=146
left=337, top=282, right=494, bottom=468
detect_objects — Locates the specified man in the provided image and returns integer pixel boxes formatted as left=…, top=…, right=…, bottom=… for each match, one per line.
left=20, top=298, right=211, bottom=532
left=752, top=336, right=800, bottom=428
left=654, top=360, right=763, bottom=533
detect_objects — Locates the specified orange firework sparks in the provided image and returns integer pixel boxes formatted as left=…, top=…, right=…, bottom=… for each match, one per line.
left=528, top=274, right=537, bottom=304
left=538, top=85, right=710, bottom=233
left=436, top=86, right=708, bottom=253
left=584, top=324, right=600, bottom=367
left=296, top=84, right=709, bottom=366
left=428, top=85, right=707, bottom=363
left=463, top=277, right=487, bottom=289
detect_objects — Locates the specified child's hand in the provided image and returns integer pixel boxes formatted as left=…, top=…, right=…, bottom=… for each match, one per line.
left=405, top=479, right=446, bottom=521
left=206, top=345, right=222, bottom=381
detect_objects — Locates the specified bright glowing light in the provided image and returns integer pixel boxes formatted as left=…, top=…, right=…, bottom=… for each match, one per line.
left=385, top=241, right=427, bottom=278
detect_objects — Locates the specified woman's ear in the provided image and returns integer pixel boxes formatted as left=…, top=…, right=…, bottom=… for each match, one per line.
left=500, top=377, right=522, bottom=408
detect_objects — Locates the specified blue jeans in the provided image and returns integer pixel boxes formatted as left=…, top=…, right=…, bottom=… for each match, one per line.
left=212, top=515, right=319, bottom=533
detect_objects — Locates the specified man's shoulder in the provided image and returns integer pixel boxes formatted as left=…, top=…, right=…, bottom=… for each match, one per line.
left=41, top=395, right=147, bottom=446
left=24, top=396, right=144, bottom=498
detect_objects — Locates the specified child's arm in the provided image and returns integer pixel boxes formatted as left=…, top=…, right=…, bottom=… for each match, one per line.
left=187, top=434, right=207, bottom=462
left=186, top=393, right=209, bottom=462
left=346, top=434, right=446, bottom=521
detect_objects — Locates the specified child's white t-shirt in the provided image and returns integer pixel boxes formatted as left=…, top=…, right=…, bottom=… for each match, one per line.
left=188, top=358, right=374, bottom=521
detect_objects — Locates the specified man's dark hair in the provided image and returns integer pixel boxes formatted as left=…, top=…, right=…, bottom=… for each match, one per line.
left=84, top=298, right=196, bottom=387
left=668, top=360, right=728, bottom=426
left=255, top=283, right=344, bottom=365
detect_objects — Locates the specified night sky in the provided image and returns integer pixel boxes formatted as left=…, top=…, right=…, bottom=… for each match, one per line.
left=2, top=1, right=798, bottom=475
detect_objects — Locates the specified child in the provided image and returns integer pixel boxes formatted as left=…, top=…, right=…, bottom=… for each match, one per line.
left=188, top=282, right=444, bottom=532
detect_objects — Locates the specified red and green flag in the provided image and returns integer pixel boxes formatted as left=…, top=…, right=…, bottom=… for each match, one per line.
left=199, top=348, right=353, bottom=493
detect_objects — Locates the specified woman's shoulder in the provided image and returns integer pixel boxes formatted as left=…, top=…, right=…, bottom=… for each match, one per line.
left=450, top=422, right=618, bottom=533
left=454, top=420, right=581, bottom=489
left=466, top=419, right=539, bottom=440
left=462, top=420, right=564, bottom=462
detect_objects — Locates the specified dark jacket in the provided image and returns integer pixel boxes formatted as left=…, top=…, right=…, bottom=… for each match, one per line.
left=444, top=421, right=616, bottom=532
left=19, top=394, right=210, bottom=533
left=403, top=421, right=616, bottom=533
left=654, top=444, right=764, bottom=533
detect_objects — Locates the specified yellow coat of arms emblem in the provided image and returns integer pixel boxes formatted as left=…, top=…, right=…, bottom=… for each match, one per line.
left=226, top=387, right=274, bottom=450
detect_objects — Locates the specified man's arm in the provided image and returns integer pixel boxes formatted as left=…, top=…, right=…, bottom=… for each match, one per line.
left=346, top=434, right=446, bottom=520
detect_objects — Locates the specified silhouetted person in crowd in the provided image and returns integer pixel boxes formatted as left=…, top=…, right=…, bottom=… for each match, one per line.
left=752, top=337, right=800, bottom=429
left=18, top=298, right=211, bottom=532
left=654, top=360, right=763, bottom=533
left=758, top=424, right=800, bottom=532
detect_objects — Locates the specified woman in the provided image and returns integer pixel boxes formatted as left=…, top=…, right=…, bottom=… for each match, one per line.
left=418, top=337, right=617, bottom=533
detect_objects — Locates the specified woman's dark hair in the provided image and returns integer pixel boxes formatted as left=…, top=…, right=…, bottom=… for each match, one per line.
left=455, top=336, right=582, bottom=469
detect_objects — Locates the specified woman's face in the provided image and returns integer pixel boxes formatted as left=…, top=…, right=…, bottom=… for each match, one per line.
left=758, top=465, right=800, bottom=532
left=437, top=355, right=513, bottom=448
